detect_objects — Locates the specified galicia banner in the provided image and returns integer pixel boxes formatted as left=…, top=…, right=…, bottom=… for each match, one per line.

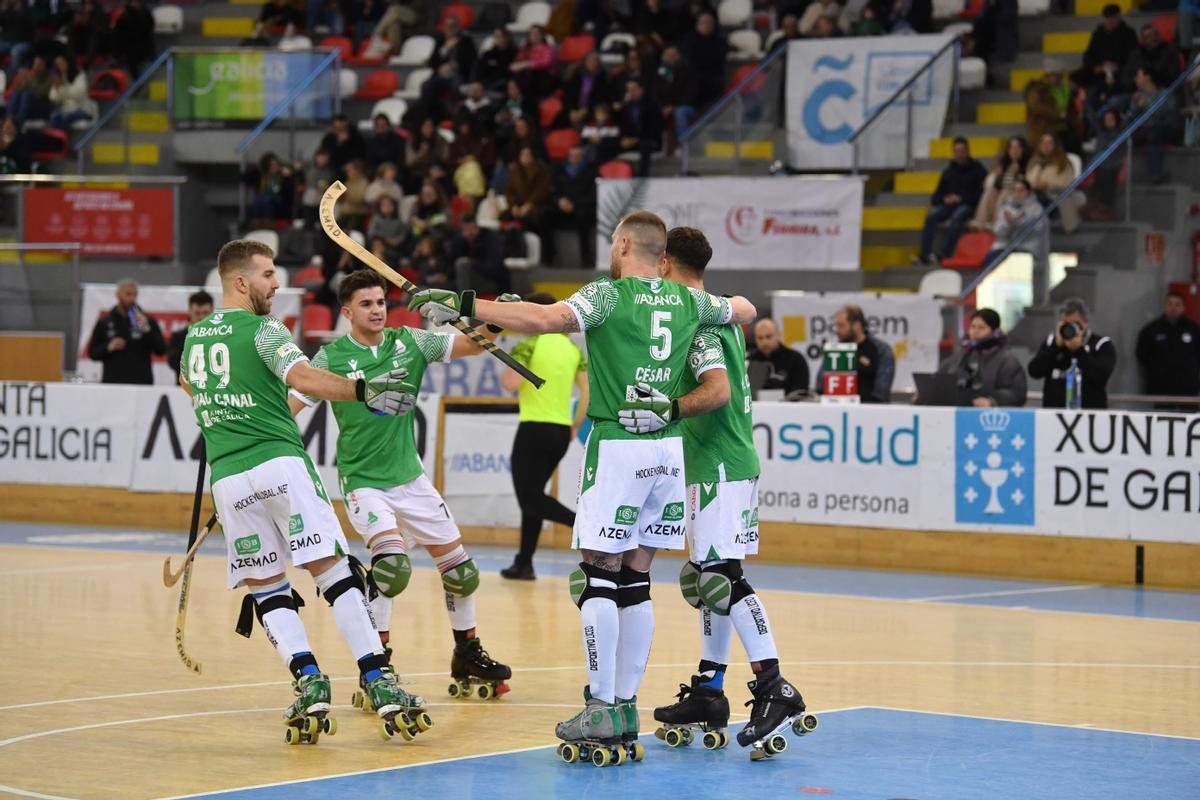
left=171, top=50, right=335, bottom=128
left=784, top=35, right=955, bottom=169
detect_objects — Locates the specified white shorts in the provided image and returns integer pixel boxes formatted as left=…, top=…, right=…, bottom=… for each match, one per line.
left=212, top=455, right=347, bottom=589
left=344, top=474, right=460, bottom=549
left=687, top=478, right=760, bottom=562
left=573, top=431, right=687, bottom=554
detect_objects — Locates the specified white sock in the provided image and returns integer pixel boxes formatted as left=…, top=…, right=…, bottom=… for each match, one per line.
left=614, top=600, right=654, bottom=699
left=444, top=591, right=476, bottom=632
left=580, top=595, right=619, bottom=704
left=370, top=592, right=393, bottom=636
left=253, top=578, right=313, bottom=664
left=730, top=593, right=778, bottom=663
left=315, top=559, right=382, bottom=661
left=699, top=606, right=733, bottom=665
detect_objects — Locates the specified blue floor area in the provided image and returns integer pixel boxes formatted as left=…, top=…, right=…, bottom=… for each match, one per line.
left=3, top=521, right=1199, bottom=622
left=183, top=708, right=1200, bottom=800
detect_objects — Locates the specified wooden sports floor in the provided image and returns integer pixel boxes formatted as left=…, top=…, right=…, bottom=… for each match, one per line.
left=1, top=522, right=1198, bottom=800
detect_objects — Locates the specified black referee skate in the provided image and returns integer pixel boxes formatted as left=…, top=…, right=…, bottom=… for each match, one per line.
left=737, top=672, right=819, bottom=761
left=448, top=637, right=511, bottom=700
left=652, top=675, right=731, bottom=749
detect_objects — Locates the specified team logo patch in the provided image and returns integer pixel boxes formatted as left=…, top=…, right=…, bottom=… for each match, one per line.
left=234, top=535, right=261, bottom=555
left=288, top=514, right=304, bottom=536
left=700, top=482, right=719, bottom=511
left=349, top=359, right=358, bottom=371
left=367, top=511, right=379, bottom=524
left=662, top=502, right=685, bottom=522
left=740, top=508, right=759, bottom=527
left=614, top=505, right=640, bottom=525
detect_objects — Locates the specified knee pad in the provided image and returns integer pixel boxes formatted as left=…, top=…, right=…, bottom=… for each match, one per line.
left=371, top=552, right=413, bottom=597
left=568, top=562, right=619, bottom=609
left=616, top=566, right=651, bottom=608
left=697, top=560, right=748, bottom=616
left=321, top=561, right=364, bottom=607
left=441, top=558, right=480, bottom=597
left=678, top=561, right=702, bottom=609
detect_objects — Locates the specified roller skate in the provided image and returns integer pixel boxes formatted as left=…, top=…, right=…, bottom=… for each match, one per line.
left=737, top=672, right=818, bottom=761
left=448, top=637, right=512, bottom=700
left=653, top=675, right=731, bottom=750
left=282, top=673, right=337, bottom=745
left=368, top=669, right=434, bottom=742
left=555, top=692, right=628, bottom=767
left=617, top=696, right=645, bottom=762
left=351, top=646, right=393, bottom=713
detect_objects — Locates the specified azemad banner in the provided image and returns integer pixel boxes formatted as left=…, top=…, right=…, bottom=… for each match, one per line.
left=785, top=35, right=954, bottom=169
left=595, top=176, right=863, bottom=270
left=171, top=50, right=334, bottom=127
left=771, top=291, right=941, bottom=392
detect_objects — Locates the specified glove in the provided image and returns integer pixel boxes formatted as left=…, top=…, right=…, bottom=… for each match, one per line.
left=408, top=288, right=475, bottom=325
left=617, top=381, right=680, bottom=434
left=355, top=368, right=417, bottom=417
left=486, top=292, right=521, bottom=333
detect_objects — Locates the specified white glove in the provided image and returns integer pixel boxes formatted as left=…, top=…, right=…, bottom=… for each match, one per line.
left=356, top=368, right=417, bottom=417
left=617, top=381, right=678, bottom=434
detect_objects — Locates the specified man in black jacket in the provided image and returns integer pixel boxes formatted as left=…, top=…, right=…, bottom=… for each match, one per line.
left=1028, top=297, right=1116, bottom=409
left=87, top=279, right=166, bottom=384
left=1076, top=4, right=1138, bottom=106
left=1136, top=291, right=1200, bottom=403
left=617, top=79, right=662, bottom=177
left=166, top=289, right=214, bottom=382
left=748, top=318, right=809, bottom=395
left=448, top=214, right=509, bottom=294
left=551, top=145, right=598, bottom=266
left=656, top=45, right=698, bottom=147
left=680, top=11, right=727, bottom=111
left=917, top=137, right=987, bottom=265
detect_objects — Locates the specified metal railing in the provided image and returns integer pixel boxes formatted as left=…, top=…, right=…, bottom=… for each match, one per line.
left=849, top=34, right=963, bottom=174
left=961, top=56, right=1200, bottom=306
left=75, top=49, right=172, bottom=172
left=678, top=44, right=788, bottom=176
left=236, top=47, right=342, bottom=222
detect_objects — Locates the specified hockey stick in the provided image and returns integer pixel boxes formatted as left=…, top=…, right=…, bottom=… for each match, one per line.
left=162, top=513, right=218, bottom=587
left=173, top=442, right=208, bottom=673
left=319, top=181, right=546, bottom=388
left=175, top=557, right=202, bottom=673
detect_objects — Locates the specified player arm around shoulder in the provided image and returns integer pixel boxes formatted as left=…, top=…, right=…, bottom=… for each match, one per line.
left=619, top=329, right=731, bottom=434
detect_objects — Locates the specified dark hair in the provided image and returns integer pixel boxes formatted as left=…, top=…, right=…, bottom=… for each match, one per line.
left=840, top=304, right=866, bottom=328
left=1012, top=176, right=1031, bottom=192
left=188, top=290, right=214, bottom=307
left=952, top=136, right=969, bottom=148
left=972, top=308, right=1002, bottom=331
left=665, top=226, right=713, bottom=275
left=998, top=135, right=1030, bottom=172
left=337, top=268, right=387, bottom=306
left=1102, top=3, right=1121, bottom=16
left=460, top=212, right=477, bottom=225
left=525, top=292, right=557, bottom=305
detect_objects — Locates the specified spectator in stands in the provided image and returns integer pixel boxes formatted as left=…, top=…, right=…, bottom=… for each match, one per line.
left=1119, top=23, right=1180, bottom=95
left=458, top=81, right=494, bottom=131
left=66, top=0, right=108, bottom=68
left=768, top=14, right=804, bottom=49
left=633, top=0, right=673, bottom=53
left=1028, top=297, right=1116, bottom=409
left=971, top=0, right=1015, bottom=62
left=299, top=148, right=334, bottom=229
left=681, top=12, right=727, bottom=111
left=814, top=15, right=843, bottom=37
left=8, top=55, right=54, bottom=123
left=167, top=290, right=215, bottom=382
left=418, top=61, right=463, bottom=124
left=937, top=308, right=1027, bottom=407
left=404, top=117, right=449, bottom=193
left=800, top=0, right=841, bottom=35
left=366, top=161, right=403, bottom=205
left=511, top=25, right=557, bottom=98
left=319, top=114, right=367, bottom=175
left=337, top=158, right=370, bottom=230
left=448, top=213, right=508, bottom=293
left=848, top=5, right=885, bottom=36
left=916, top=137, right=987, bottom=266
left=111, top=0, right=155, bottom=79
left=371, top=1, right=431, bottom=58
left=500, top=115, right=545, bottom=165
left=0, top=0, right=34, bottom=80
left=1077, top=4, right=1138, bottom=115
left=1024, top=77, right=1063, bottom=148
left=87, top=279, right=165, bottom=385
left=365, top=114, right=405, bottom=171
left=505, top=145, right=552, bottom=248
left=972, top=136, right=1030, bottom=229
left=409, top=178, right=450, bottom=242
left=352, top=0, right=386, bottom=49
left=0, top=116, right=30, bottom=174
left=1129, top=67, right=1175, bottom=182
left=1080, top=109, right=1123, bottom=222
left=563, top=52, right=615, bottom=129
left=412, top=234, right=453, bottom=288
left=475, top=28, right=517, bottom=91
left=749, top=318, right=810, bottom=396
left=657, top=45, right=698, bottom=151
left=430, top=12, right=476, bottom=83
left=618, top=79, right=662, bottom=177
left=245, top=152, right=296, bottom=225
left=1136, top=290, right=1200, bottom=403
left=1026, top=133, right=1082, bottom=232
left=367, top=195, right=407, bottom=264
left=581, top=103, right=622, bottom=164
left=821, top=305, right=894, bottom=403
left=454, top=152, right=487, bottom=202
left=614, top=49, right=649, bottom=95
left=260, top=0, right=304, bottom=29
left=48, top=56, right=97, bottom=131
left=983, top=177, right=1043, bottom=268
left=551, top=145, right=598, bottom=267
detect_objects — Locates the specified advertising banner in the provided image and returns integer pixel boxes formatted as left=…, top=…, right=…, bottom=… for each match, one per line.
left=171, top=50, right=334, bottom=128
left=440, top=411, right=522, bottom=527
left=785, top=35, right=954, bottom=169
left=23, top=188, right=174, bottom=257
left=771, top=291, right=941, bottom=392
left=77, top=284, right=302, bottom=385
left=595, top=176, right=863, bottom=270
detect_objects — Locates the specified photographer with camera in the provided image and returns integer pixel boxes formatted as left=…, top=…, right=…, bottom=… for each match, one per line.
left=937, top=308, right=1027, bottom=407
left=1027, top=298, right=1116, bottom=409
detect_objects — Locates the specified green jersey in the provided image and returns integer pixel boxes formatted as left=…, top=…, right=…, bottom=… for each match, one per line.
left=563, top=276, right=732, bottom=434
left=182, top=309, right=308, bottom=483
left=680, top=324, right=760, bottom=483
left=307, top=326, right=452, bottom=494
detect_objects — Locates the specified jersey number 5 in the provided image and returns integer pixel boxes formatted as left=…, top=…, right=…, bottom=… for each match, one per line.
left=650, top=311, right=672, bottom=362
left=187, top=343, right=231, bottom=389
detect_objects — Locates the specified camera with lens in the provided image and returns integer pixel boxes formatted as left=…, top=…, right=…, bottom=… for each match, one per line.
left=1059, top=321, right=1081, bottom=341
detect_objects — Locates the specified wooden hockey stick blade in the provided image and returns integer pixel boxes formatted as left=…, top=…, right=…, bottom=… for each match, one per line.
left=319, top=181, right=546, bottom=389
left=174, top=559, right=201, bottom=674
left=163, top=513, right=218, bottom=588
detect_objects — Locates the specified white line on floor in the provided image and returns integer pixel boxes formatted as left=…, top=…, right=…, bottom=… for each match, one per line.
left=867, top=705, right=1200, bottom=742
left=0, top=784, right=79, bottom=800
left=907, top=584, right=1100, bottom=602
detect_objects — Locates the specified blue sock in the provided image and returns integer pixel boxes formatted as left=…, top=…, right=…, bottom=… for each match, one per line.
left=359, top=656, right=384, bottom=683
left=291, top=652, right=320, bottom=677
left=698, top=661, right=726, bottom=690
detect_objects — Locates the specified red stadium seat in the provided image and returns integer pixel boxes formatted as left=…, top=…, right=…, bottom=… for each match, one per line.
left=544, top=128, right=580, bottom=161
left=302, top=304, right=334, bottom=341
left=1150, top=13, right=1176, bottom=44
left=539, top=94, right=563, bottom=130
left=557, top=33, right=595, bottom=65
left=355, top=70, right=399, bottom=100
left=89, top=69, right=129, bottom=101
left=598, top=159, right=634, bottom=179
left=941, top=231, right=996, bottom=270
left=386, top=307, right=423, bottom=328
left=30, top=128, right=68, bottom=162
left=726, top=63, right=767, bottom=95
left=294, top=266, right=324, bottom=303
left=439, top=3, right=475, bottom=30
left=351, top=37, right=386, bottom=64
left=320, top=36, right=353, bottom=61
left=449, top=194, right=474, bottom=226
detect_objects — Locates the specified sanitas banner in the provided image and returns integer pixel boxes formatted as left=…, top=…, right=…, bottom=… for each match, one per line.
left=785, top=35, right=954, bottom=169
left=171, top=50, right=335, bottom=128
left=595, top=176, right=863, bottom=270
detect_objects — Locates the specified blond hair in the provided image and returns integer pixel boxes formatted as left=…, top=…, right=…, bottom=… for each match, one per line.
left=217, top=239, right=274, bottom=280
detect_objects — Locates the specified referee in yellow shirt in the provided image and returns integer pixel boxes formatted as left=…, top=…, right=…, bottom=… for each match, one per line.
left=499, top=293, right=589, bottom=580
